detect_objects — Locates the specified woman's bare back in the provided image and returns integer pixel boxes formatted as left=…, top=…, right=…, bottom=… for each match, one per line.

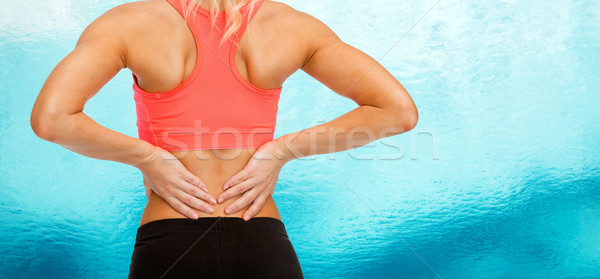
left=126, top=0, right=308, bottom=95
left=114, top=0, right=314, bottom=225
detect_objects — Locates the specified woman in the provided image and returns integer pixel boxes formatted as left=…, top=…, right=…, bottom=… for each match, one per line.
left=30, top=0, right=418, bottom=277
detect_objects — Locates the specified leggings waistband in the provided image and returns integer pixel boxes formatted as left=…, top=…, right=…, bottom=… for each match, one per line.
left=136, top=217, right=287, bottom=239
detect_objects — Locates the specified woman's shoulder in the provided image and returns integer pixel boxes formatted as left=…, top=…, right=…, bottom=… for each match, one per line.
left=260, top=0, right=331, bottom=31
left=79, top=1, right=179, bottom=45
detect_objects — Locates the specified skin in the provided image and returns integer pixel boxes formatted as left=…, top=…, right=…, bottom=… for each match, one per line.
left=30, top=0, right=418, bottom=226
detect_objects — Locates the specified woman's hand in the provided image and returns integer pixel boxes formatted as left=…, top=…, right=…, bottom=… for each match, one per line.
left=217, top=140, right=290, bottom=221
left=135, top=147, right=217, bottom=219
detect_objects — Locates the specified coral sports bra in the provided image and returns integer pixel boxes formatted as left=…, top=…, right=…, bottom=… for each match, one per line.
left=132, top=0, right=282, bottom=151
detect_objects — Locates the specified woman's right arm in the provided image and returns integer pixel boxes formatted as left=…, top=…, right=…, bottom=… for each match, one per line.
left=30, top=4, right=216, bottom=219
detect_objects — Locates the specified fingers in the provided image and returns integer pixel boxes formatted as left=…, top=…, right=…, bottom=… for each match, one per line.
left=223, top=168, right=251, bottom=190
left=242, top=193, right=269, bottom=221
left=224, top=188, right=259, bottom=215
left=181, top=171, right=208, bottom=192
left=163, top=195, right=199, bottom=220
left=157, top=177, right=215, bottom=216
left=217, top=177, right=256, bottom=204
left=179, top=177, right=217, bottom=205
left=174, top=187, right=215, bottom=214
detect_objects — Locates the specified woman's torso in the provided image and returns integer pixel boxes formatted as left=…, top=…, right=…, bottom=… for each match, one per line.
left=123, top=0, right=310, bottom=227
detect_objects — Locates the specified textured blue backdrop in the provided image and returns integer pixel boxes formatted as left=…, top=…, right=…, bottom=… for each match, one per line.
left=1, top=0, right=599, bottom=278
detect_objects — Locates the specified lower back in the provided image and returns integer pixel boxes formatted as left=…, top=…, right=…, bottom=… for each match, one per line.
left=139, top=148, right=282, bottom=227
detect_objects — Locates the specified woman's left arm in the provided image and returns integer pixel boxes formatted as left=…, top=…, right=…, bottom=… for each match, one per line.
left=217, top=12, right=418, bottom=220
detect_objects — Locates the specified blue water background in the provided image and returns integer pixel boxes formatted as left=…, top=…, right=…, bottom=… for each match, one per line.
left=1, top=0, right=599, bottom=278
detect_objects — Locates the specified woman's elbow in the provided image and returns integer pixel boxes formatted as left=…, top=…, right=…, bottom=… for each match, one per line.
left=393, top=102, right=418, bottom=132
left=30, top=108, right=60, bottom=142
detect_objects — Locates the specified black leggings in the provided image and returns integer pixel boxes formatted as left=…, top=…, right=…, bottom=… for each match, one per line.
left=128, top=217, right=304, bottom=279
